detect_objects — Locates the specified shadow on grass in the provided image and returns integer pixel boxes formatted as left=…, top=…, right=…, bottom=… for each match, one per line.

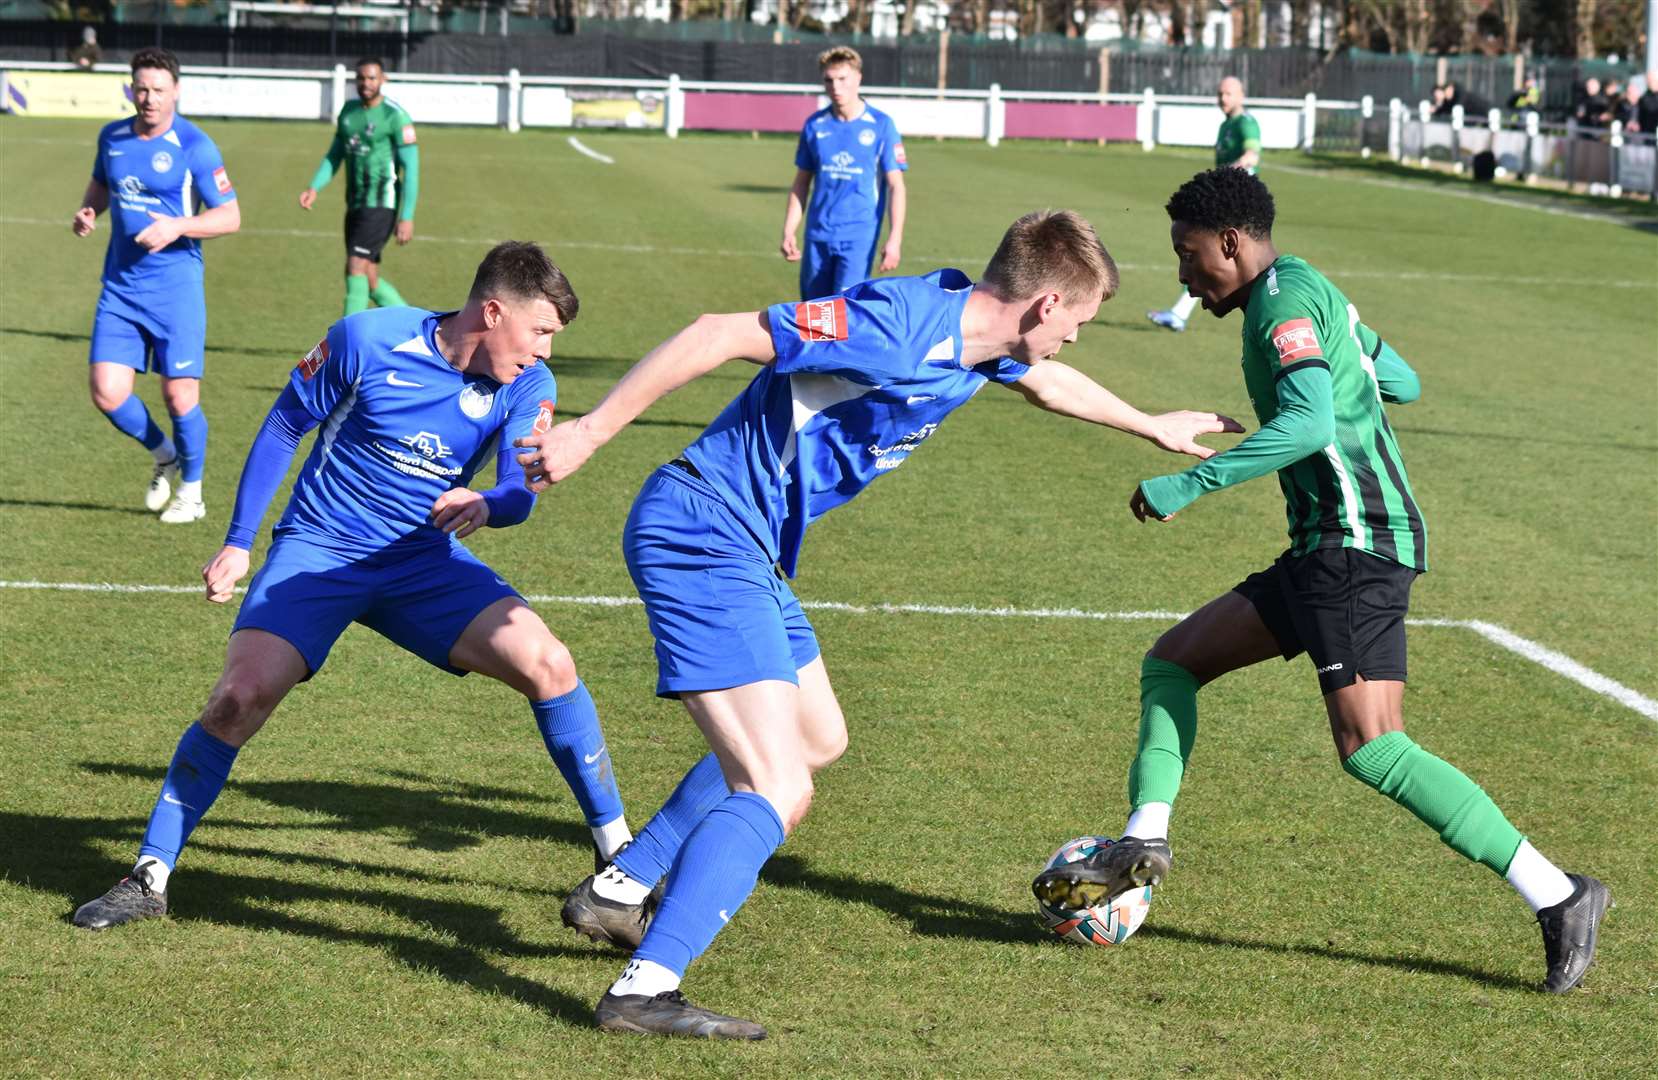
left=0, top=497, right=156, bottom=517
left=1135, top=923, right=1536, bottom=992
left=1392, top=424, right=1657, bottom=455
left=0, top=810, right=602, bottom=1028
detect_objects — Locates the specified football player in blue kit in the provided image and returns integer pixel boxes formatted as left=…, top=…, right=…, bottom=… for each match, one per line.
left=72, top=47, right=241, bottom=524
left=780, top=46, right=907, bottom=299
left=516, top=211, right=1244, bottom=1038
left=71, top=242, right=636, bottom=930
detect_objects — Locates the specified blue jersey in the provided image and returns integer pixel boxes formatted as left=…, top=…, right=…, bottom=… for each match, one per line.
left=279, top=307, right=556, bottom=554
left=682, top=270, right=1028, bottom=577
left=91, top=115, right=236, bottom=297
left=795, top=104, right=906, bottom=243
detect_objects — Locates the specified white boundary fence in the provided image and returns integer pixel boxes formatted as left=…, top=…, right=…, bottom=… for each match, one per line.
left=0, top=59, right=1343, bottom=152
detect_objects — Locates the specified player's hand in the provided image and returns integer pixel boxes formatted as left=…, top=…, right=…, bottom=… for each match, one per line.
left=202, top=546, right=251, bottom=604
left=515, top=420, right=599, bottom=493
left=298, top=188, right=317, bottom=210
left=1146, top=411, right=1245, bottom=460
left=431, top=487, right=490, bottom=539
left=1130, top=485, right=1175, bottom=524
left=879, top=237, right=901, bottom=272
left=395, top=219, right=414, bottom=245
left=72, top=206, right=97, bottom=237
left=134, top=211, right=184, bottom=253
left=780, top=233, right=801, bottom=262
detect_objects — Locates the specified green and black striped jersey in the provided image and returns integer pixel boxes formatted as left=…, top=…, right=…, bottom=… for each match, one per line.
left=1137, top=255, right=1427, bottom=571
left=1240, top=256, right=1426, bottom=570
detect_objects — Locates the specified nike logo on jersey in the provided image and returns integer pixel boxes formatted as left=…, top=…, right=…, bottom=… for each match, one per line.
left=162, top=792, right=198, bottom=811
left=172, top=360, right=196, bottom=370
left=584, top=749, right=607, bottom=764
left=108, top=149, right=123, bottom=156
left=386, top=372, right=423, bottom=388
left=718, top=910, right=730, bottom=923
left=905, top=394, right=936, bottom=405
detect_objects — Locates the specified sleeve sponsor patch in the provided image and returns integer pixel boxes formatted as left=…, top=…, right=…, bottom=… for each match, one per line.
left=793, top=298, right=849, bottom=343
left=213, top=166, right=232, bottom=194
left=893, top=143, right=907, bottom=166
left=532, top=399, right=555, bottom=434
left=401, top=124, right=417, bottom=145
left=1270, top=318, right=1322, bottom=365
left=297, top=338, right=329, bottom=380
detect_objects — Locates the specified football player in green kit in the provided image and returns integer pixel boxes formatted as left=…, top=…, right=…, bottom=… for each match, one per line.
left=299, top=57, right=420, bottom=315
left=1148, top=76, right=1260, bottom=333
left=1035, top=168, right=1609, bottom=994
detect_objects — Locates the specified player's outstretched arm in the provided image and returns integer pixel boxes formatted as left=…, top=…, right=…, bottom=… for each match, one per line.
left=209, top=386, right=321, bottom=601
left=516, top=311, right=775, bottom=492
left=72, top=179, right=108, bottom=236
left=1005, top=359, right=1243, bottom=459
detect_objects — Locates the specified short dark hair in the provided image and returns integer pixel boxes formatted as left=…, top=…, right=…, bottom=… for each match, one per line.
left=1165, top=168, right=1276, bottom=240
left=469, top=241, right=579, bottom=325
left=129, top=47, right=179, bottom=84
left=355, top=57, right=385, bottom=73
left=981, top=209, right=1119, bottom=304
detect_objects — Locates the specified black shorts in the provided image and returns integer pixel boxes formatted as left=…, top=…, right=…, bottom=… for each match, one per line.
left=345, top=207, right=397, bottom=262
left=1234, top=547, right=1418, bottom=695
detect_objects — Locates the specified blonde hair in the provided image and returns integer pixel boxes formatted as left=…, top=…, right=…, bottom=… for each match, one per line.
left=981, top=210, right=1119, bottom=304
left=818, top=46, right=863, bottom=72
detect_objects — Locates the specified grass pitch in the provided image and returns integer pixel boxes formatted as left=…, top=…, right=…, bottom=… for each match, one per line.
left=2, top=118, right=1655, bottom=1079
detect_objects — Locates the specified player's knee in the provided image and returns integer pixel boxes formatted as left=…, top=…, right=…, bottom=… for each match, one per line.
left=199, top=672, right=279, bottom=743
left=804, top=717, right=849, bottom=772
left=91, top=386, right=126, bottom=414
left=526, top=636, right=579, bottom=700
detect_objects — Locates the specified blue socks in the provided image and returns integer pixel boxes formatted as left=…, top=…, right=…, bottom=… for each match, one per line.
left=634, top=791, right=785, bottom=976
left=170, top=405, right=208, bottom=484
left=138, top=722, right=239, bottom=869
left=532, top=681, right=624, bottom=828
left=102, top=394, right=168, bottom=452
left=614, top=752, right=728, bottom=885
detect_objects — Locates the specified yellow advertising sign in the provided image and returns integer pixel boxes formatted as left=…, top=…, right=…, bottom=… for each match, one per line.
left=2, top=71, right=134, bottom=119
left=570, top=91, right=665, bottom=130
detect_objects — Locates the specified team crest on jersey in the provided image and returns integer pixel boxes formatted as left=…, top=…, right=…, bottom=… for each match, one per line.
left=297, top=338, right=329, bottom=380
left=151, top=151, right=173, bottom=173
left=458, top=382, right=496, bottom=419
left=1271, top=318, right=1322, bottom=364
left=793, top=298, right=848, bottom=343
left=213, top=166, right=231, bottom=194
left=532, top=399, right=556, bottom=434
left=858, top=128, right=876, bottom=146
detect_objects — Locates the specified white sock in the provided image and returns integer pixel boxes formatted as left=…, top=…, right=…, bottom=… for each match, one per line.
left=609, top=958, right=679, bottom=998
left=591, top=816, right=633, bottom=864
left=1506, top=840, right=1574, bottom=914
left=1123, top=802, right=1171, bottom=841
left=151, top=440, right=177, bottom=465
left=590, top=862, right=652, bottom=905
left=176, top=479, right=203, bottom=503
left=133, top=856, right=171, bottom=893
left=1171, top=291, right=1200, bottom=321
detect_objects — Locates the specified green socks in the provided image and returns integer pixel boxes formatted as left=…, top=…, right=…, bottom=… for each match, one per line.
left=344, top=274, right=370, bottom=315
left=1342, top=730, right=1523, bottom=876
left=1127, top=656, right=1200, bottom=809
left=370, top=278, right=407, bottom=308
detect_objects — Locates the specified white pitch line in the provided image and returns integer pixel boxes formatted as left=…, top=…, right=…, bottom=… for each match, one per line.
left=2, top=578, right=1652, bottom=722
left=566, top=136, right=615, bottom=165
left=3, top=213, right=1651, bottom=290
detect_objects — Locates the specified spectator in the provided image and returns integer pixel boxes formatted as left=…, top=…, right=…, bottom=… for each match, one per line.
left=1611, top=80, right=1640, bottom=127
left=1507, top=75, right=1540, bottom=112
left=70, top=26, right=101, bottom=71
left=1431, top=84, right=1451, bottom=118
left=1635, top=72, right=1658, bottom=134
left=1576, top=77, right=1610, bottom=127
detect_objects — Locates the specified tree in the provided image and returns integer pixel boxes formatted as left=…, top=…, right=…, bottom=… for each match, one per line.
left=1574, top=0, right=1597, bottom=56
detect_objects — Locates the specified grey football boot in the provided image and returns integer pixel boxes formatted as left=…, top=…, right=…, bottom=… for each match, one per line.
left=1032, top=837, right=1172, bottom=910
left=1538, top=873, right=1610, bottom=993
left=561, top=871, right=652, bottom=949
left=72, top=859, right=169, bottom=930
left=595, top=989, right=766, bottom=1040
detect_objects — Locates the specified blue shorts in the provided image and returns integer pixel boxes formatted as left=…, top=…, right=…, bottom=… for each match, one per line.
left=623, top=465, right=820, bottom=698
left=233, top=533, right=519, bottom=678
left=89, top=285, right=207, bottom=378
left=800, top=231, right=879, bottom=300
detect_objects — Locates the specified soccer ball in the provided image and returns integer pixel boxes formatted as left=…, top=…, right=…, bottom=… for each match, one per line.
left=1035, top=835, right=1153, bottom=947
